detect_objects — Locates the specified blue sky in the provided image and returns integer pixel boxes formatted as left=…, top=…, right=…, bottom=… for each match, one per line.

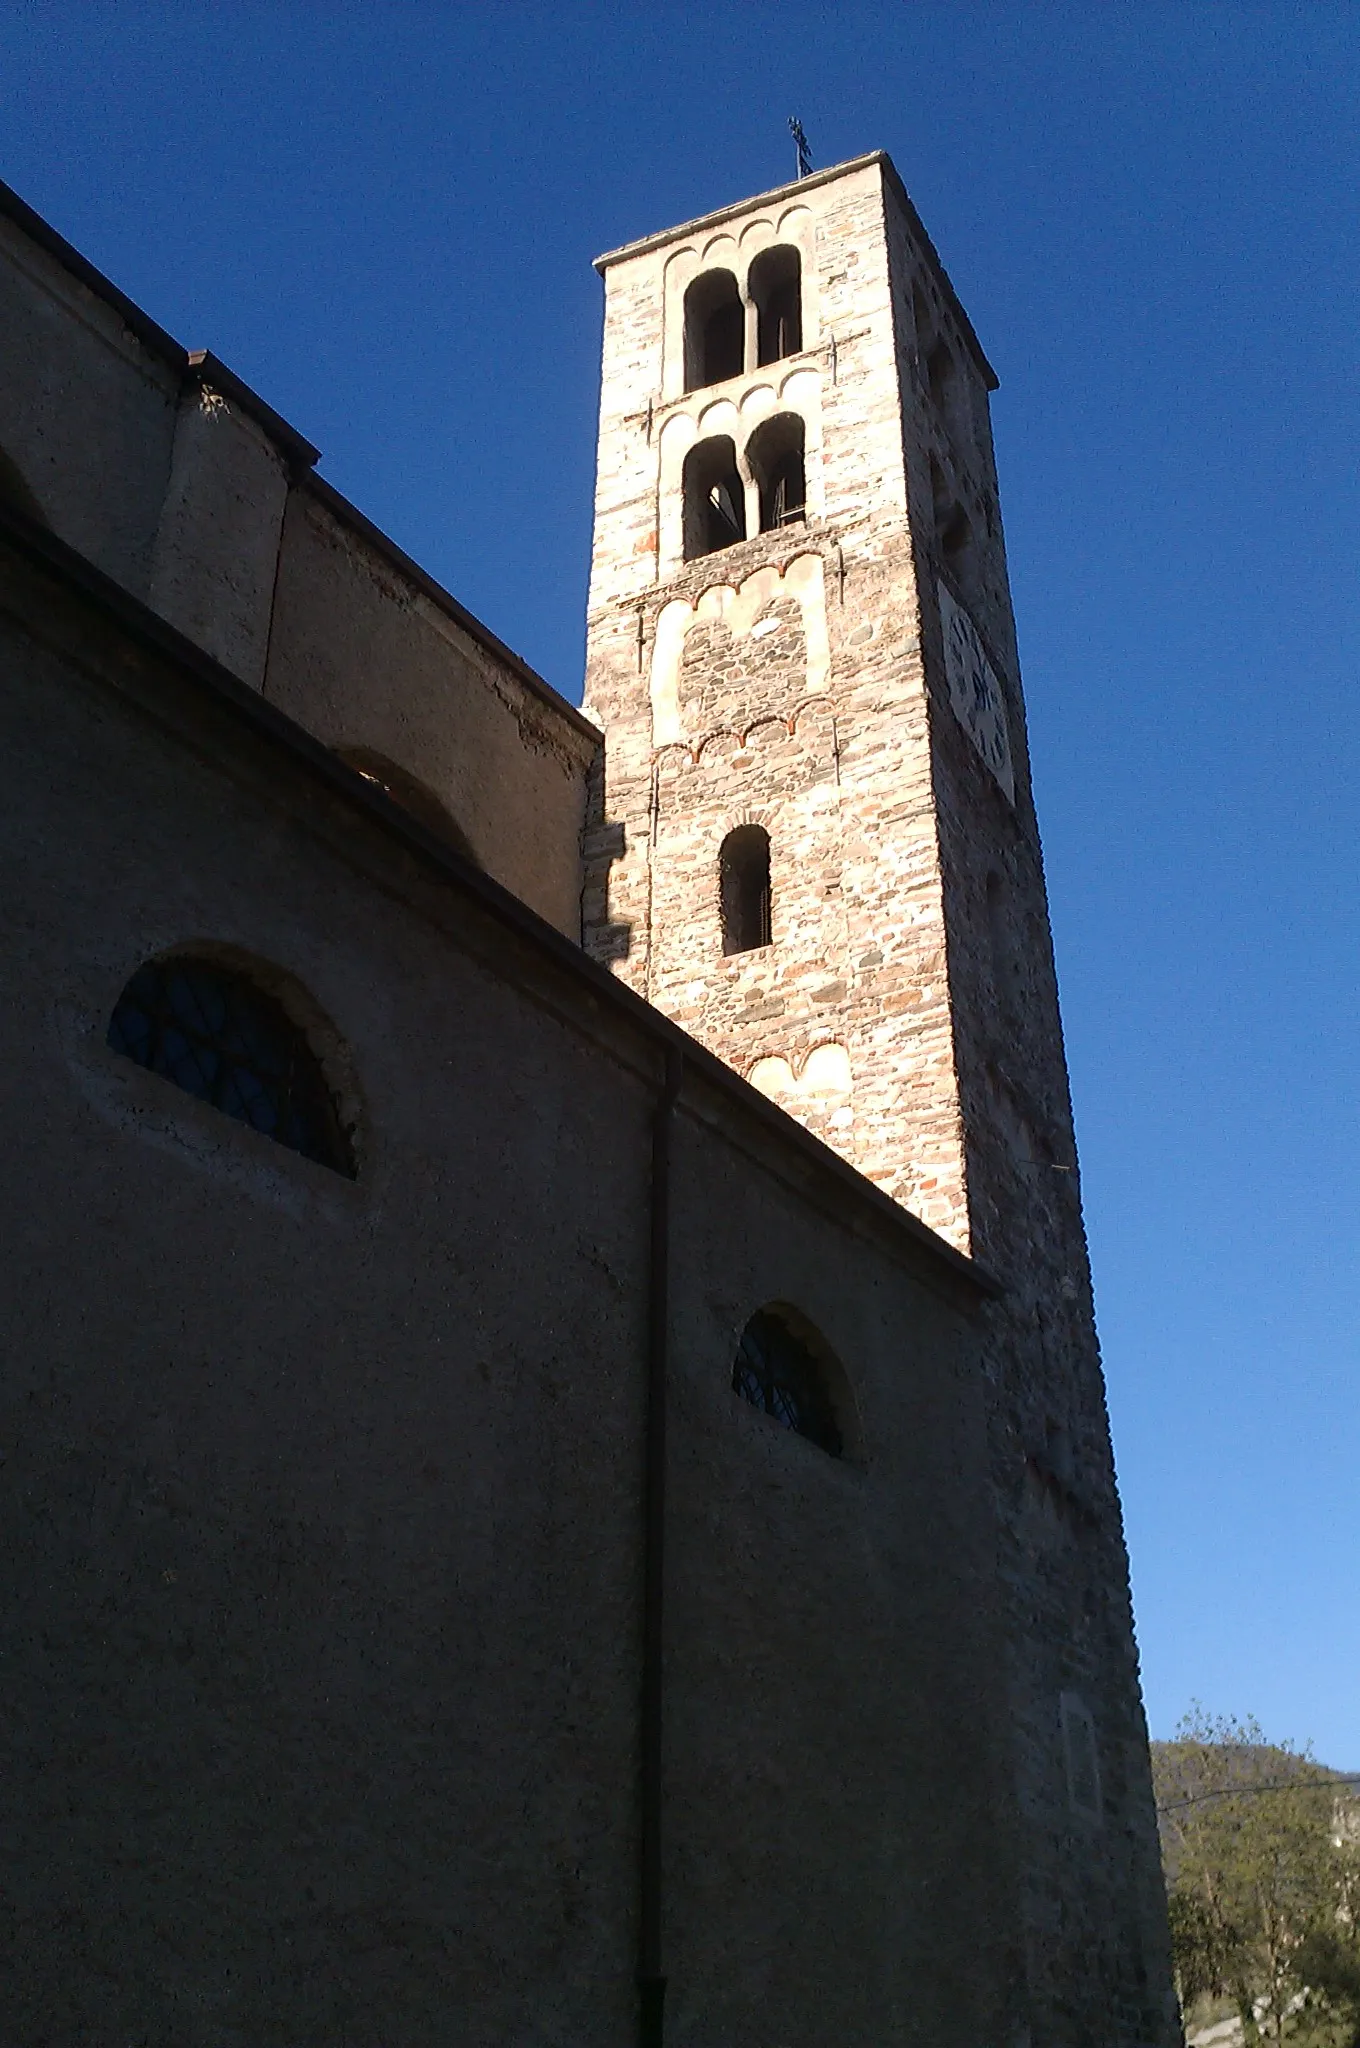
left=3, top=1, right=1355, bottom=1763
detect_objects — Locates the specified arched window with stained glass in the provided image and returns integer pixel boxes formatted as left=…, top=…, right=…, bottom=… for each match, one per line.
left=107, top=955, right=355, bottom=1176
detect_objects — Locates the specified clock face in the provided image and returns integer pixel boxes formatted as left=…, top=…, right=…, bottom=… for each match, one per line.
left=938, top=580, right=1015, bottom=804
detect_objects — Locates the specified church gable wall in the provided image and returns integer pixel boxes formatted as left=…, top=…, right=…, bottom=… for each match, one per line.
left=0, top=201, right=181, bottom=593
left=0, top=181, right=598, bottom=942
left=264, top=485, right=599, bottom=938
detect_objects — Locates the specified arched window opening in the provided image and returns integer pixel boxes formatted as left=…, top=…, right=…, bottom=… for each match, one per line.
left=107, top=956, right=355, bottom=1176
left=926, top=340, right=956, bottom=417
left=719, top=825, right=771, bottom=954
left=340, top=748, right=478, bottom=864
left=732, top=1305, right=844, bottom=1458
left=683, top=270, right=744, bottom=392
left=747, top=413, right=806, bottom=534
left=930, top=455, right=951, bottom=534
left=683, top=436, right=747, bottom=560
left=940, top=503, right=974, bottom=580
left=749, top=245, right=803, bottom=366
left=0, top=444, right=46, bottom=524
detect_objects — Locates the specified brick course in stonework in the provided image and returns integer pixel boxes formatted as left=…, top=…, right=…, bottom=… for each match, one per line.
left=584, top=152, right=1180, bottom=2048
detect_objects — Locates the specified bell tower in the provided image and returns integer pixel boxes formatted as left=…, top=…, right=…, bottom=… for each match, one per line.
left=582, top=153, right=1178, bottom=2047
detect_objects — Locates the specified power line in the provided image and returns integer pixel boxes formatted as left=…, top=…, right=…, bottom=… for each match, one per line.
left=1158, top=1777, right=1358, bottom=1816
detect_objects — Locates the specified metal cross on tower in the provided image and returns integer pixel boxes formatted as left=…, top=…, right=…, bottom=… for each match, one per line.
left=788, top=117, right=813, bottom=179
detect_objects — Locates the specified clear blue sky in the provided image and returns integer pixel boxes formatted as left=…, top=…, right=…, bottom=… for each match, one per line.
left=3, top=2, right=1355, bottom=1763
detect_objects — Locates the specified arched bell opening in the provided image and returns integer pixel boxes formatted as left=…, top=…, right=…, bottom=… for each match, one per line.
left=749, top=244, right=803, bottom=367
left=683, top=269, right=744, bottom=392
left=746, top=412, right=806, bottom=535
left=682, top=436, right=747, bottom=560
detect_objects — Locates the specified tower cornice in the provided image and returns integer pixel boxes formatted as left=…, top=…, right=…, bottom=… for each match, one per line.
left=594, top=149, right=998, bottom=391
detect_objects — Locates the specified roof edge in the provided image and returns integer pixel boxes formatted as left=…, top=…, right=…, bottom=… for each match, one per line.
left=593, top=149, right=997, bottom=390
left=0, top=175, right=187, bottom=368
left=301, top=474, right=600, bottom=746
left=0, top=181, right=327, bottom=459
left=593, top=151, right=886, bottom=269
left=0, top=496, right=999, bottom=1306
left=0, top=177, right=594, bottom=746
left=187, top=352, right=320, bottom=470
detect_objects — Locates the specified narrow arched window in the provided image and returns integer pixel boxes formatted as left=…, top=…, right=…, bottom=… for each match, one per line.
left=930, top=455, right=950, bottom=533
left=749, top=245, right=802, bottom=366
left=927, top=339, right=955, bottom=416
left=931, top=456, right=974, bottom=587
left=941, top=503, right=974, bottom=581
left=928, top=338, right=971, bottom=455
left=339, top=748, right=479, bottom=864
left=683, top=436, right=747, bottom=560
left=732, top=1306, right=843, bottom=1458
left=719, top=825, right=771, bottom=954
left=746, top=412, right=806, bottom=533
left=683, top=270, right=744, bottom=391
left=107, top=956, right=354, bottom=1176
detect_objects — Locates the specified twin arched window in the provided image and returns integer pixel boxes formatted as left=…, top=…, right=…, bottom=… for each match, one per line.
left=107, top=955, right=355, bottom=1177
left=732, top=1305, right=844, bottom=1458
left=683, top=247, right=804, bottom=395
left=682, top=414, right=806, bottom=563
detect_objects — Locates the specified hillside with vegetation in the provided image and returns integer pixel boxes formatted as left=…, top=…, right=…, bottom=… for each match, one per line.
left=1153, top=1714, right=1360, bottom=2046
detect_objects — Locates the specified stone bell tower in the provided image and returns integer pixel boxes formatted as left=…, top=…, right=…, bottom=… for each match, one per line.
left=582, top=153, right=1178, bottom=2047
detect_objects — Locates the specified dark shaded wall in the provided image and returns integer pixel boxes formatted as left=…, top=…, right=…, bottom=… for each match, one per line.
left=0, top=523, right=1016, bottom=2045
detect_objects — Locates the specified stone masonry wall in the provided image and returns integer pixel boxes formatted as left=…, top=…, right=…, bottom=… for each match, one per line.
left=584, top=154, right=1179, bottom=2048
left=584, top=160, right=972, bottom=1246
left=886, top=178, right=1180, bottom=2043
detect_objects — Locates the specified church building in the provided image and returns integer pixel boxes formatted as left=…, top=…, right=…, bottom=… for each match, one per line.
left=0, top=153, right=1177, bottom=2046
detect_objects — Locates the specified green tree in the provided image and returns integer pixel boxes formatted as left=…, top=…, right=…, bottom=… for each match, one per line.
left=1153, top=1710, right=1343, bottom=2045
left=1294, top=1801, right=1360, bottom=2048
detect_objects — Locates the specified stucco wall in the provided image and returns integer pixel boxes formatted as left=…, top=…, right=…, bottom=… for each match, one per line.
left=662, top=1127, right=1019, bottom=2045
left=0, top=521, right=1013, bottom=2045
left=0, top=184, right=597, bottom=942
left=0, top=207, right=179, bottom=590
left=264, top=485, right=598, bottom=936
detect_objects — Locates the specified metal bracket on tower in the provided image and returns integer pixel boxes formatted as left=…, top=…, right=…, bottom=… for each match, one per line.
left=789, top=117, right=813, bottom=180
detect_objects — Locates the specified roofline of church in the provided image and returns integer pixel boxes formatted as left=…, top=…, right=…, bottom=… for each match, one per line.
left=0, top=493, right=1001, bottom=1308
left=592, top=149, right=998, bottom=392
left=0, top=176, right=600, bottom=746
